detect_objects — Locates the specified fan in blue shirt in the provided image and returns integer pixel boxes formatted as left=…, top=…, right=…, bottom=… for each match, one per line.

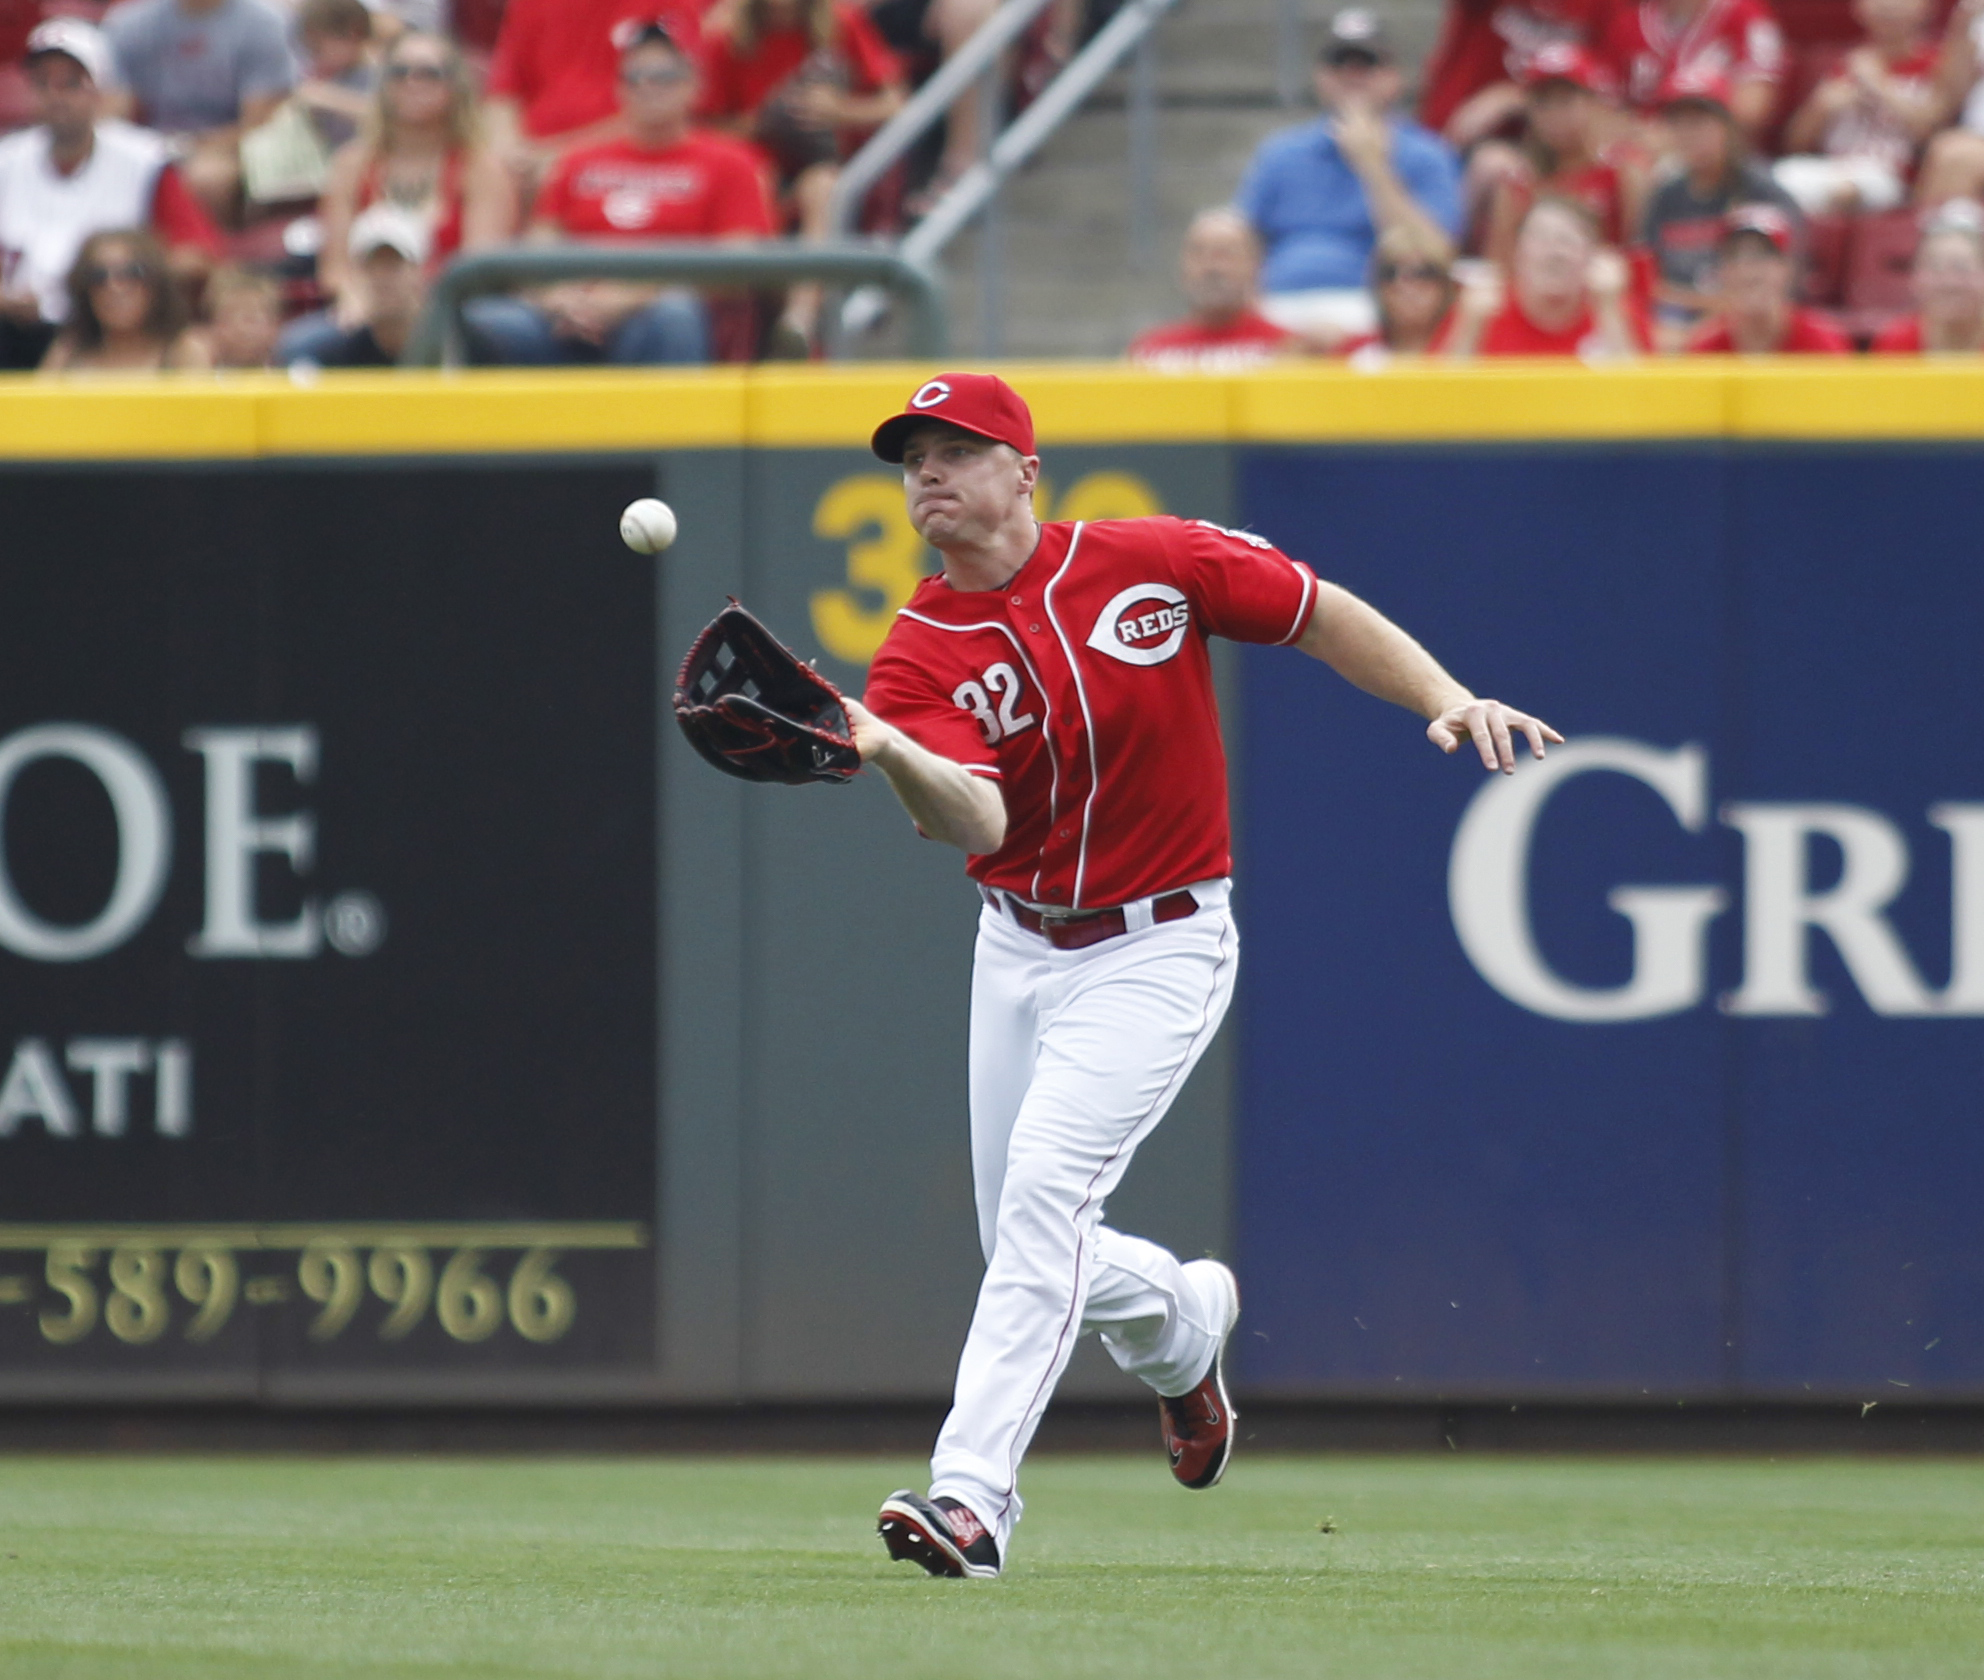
left=1236, top=8, right=1463, bottom=295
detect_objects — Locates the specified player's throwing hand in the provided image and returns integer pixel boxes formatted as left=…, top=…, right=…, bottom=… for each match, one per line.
left=1427, top=697, right=1564, bottom=774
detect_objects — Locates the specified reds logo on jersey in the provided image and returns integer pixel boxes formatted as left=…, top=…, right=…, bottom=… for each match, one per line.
left=1086, top=583, right=1194, bottom=667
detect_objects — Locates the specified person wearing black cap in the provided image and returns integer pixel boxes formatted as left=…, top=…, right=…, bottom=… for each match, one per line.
left=1236, top=6, right=1463, bottom=341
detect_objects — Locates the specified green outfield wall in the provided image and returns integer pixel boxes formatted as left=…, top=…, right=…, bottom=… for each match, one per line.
left=0, top=362, right=1976, bottom=1405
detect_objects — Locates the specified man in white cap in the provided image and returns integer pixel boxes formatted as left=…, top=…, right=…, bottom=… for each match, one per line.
left=0, top=18, right=221, bottom=369
left=281, top=202, right=450, bottom=367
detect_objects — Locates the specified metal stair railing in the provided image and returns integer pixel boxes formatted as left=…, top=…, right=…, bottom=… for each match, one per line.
left=824, top=0, right=1062, bottom=240
left=830, top=0, right=1186, bottom=355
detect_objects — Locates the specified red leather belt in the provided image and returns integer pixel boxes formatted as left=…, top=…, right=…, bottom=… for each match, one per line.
left=1001, top=889, right=1199, bottom=951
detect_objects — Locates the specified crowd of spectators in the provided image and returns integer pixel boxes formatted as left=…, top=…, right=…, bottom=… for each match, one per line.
left=0, top=0, right=1016, bottom=370
left=6, top=0, right=1984, bottom=375
left=1134, top=0, right=1984, bottom=365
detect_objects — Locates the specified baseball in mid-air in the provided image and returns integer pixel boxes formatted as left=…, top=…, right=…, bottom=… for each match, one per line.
left=620, top=497, right=678, bottom=554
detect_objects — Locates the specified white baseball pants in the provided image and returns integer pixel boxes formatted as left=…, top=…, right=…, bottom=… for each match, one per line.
left=927, top=879, right=1239, bottom=1558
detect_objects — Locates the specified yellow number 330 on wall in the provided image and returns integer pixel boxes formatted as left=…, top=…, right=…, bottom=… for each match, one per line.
left=809, top=470, right=1163, bottom=667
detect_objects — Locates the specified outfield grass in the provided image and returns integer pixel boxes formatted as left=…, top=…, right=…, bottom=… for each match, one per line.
left=1, top=1453, right=1980, bottom=1679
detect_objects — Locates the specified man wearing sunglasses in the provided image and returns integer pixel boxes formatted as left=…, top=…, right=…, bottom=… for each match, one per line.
left=0, top=18, right=221, bottom=369
left=464, top=22, right=775, bottom=366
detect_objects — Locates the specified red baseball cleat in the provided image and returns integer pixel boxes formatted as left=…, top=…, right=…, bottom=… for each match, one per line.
left=1159, top=1259, right=1241, bottom=1489
left=878, top=1490, right=1002, bottom=1579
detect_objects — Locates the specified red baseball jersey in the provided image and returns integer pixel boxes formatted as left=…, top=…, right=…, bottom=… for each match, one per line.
left=863, top=516, right=1318, bottom=910
left=1599, top=0, right=1786, bottom=113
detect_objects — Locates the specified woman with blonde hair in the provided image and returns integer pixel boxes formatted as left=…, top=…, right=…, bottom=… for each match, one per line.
left=1340, top=226, right=1459, bottom=366
left=279, top=29, right=517, bottom=364
left=40, top=228, right=209, bottom=373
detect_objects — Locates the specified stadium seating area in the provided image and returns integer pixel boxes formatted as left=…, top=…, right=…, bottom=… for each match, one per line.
left=3, top=0, right=1982, bottom=369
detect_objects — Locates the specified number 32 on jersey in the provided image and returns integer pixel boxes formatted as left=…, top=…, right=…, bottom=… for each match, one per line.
left=953, top=662, right=1036, bottom=745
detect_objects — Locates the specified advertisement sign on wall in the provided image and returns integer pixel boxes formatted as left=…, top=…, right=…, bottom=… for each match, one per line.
left=0, top=463, right=658, bottom=1395
left=1236, top=444, right=1984, bottom=1399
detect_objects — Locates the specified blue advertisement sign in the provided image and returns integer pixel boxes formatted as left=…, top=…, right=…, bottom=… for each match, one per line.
left=1234, top=444, right=1984, bottom=1399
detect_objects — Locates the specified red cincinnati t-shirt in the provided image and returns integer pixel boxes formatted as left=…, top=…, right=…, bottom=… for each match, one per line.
left=1419, top=0, right=1605, bottom=134
left=864, top=516, right=1318, bottom=909
left=697, top=3, right=902, bottom=122
left=1128, top=309, right=1295, bottom=370
left=535, top=133, right=776, bottom=238
left=1437, top=292, right=1653, bottom=355
left=1599, top=0, right=1786, bottom=113
left=1687, top=308, right=1852, bottom=352
left=488, top=0, right=708, bottom=140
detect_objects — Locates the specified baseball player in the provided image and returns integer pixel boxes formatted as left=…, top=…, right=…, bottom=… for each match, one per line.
left=850, top=372, right=1560, bottom=1579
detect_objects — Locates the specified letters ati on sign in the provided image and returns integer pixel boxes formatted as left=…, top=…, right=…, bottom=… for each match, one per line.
left=1447, top=737, right=1984, bottom=1022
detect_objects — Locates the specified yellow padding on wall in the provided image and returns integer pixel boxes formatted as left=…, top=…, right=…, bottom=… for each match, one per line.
left=4, top=360, right=1984, bottom=458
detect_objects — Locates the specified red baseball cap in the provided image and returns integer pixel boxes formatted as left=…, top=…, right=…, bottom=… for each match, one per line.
left=870, top=372, right=1036, bottom=463
left=1657, top=63, right=1733, bottom=113
left=1722, top=202, right=1795, bottom=255
left=1523, top=43, right=1606, bottom=93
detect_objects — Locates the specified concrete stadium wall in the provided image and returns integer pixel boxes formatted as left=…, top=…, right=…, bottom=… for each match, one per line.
left=0, top=364, right=1976, bottom=1406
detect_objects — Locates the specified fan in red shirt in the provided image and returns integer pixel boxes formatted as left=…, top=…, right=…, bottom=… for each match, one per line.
left=484, top=0, right=708, bottom=173
left=1440, top=195, right=1650, bottom=356
left=1483, top=44, right=1650, bottom=268
left=1418, top=0, right=1607, bottom=144
left=1870, top=208, right=1984, bottom=353
left=1686, top=203, right=1852, bottom=352
left=1597, top=0, right=1787, bottom=135
left=697, top=0, right=907, bottom=354
left=463, top=23, right=774, bottom=368
left=1129, top=208, right=1298, bottom=371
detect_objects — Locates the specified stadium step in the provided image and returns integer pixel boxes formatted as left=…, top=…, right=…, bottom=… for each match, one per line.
left=933, top=0, right=1449, bottom=358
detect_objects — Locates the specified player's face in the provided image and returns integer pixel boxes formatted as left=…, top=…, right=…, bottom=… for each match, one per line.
left=900, top=428, right=1037, bottom=547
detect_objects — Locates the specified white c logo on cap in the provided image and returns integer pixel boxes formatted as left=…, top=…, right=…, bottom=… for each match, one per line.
left=910, top=380, right=952, bottom=409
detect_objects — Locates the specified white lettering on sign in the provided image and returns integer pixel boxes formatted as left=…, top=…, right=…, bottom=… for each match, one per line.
left=0, top=722, right=381, bottom=965
left=1449, top=739, right=1727, bottom=1022
left=184, top=728, right=321, bottom=959
left=0, top=1038, right=192, bottom=1138
left=1086, top=583, right=1192, bottom=667
left=0, top=725, right=171, bottom=962
left=1448, top=738, right=1984, bottom=1021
